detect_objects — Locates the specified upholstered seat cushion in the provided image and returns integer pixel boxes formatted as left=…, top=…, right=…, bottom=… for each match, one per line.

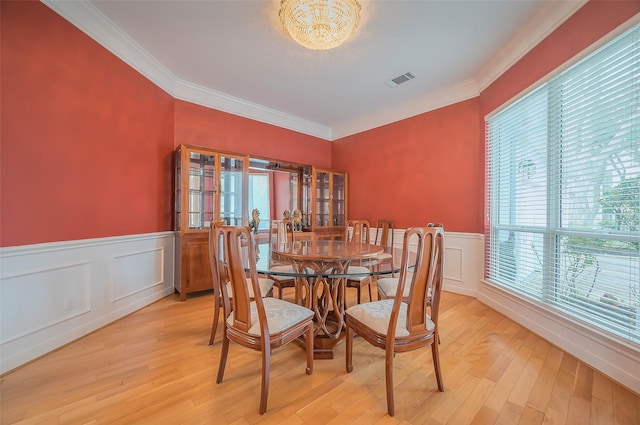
left=377, top=273, right=412, bottom=298
left=376, top=252, right=392, bottom=261
left=269, top=264, right=313, bottom=275
left=269, top=264, right=294, bottom=273
left=377, top=272, right=432, bottom=299
left=226, top=277, right=274, bottom=299
left=228, top=297, right=314, bottom=336
left=338, top=265, right=371, bottom=282
left=346, top=299, right=434, bottom=338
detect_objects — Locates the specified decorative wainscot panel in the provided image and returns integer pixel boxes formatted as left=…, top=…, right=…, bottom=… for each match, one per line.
left=0, top=232, right=174, bottom=374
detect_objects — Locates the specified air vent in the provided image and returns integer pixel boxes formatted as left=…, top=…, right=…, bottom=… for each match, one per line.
left=386, top=72, right=416, bottom=88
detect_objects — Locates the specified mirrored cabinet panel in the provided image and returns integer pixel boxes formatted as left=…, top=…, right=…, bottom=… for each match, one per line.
left=219, top=155, right=246, bottom=226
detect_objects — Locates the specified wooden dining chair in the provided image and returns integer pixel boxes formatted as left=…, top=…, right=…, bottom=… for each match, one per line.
left=208, top=222, right=274, bottom=346
left=345, top=226, right=445, bottom=416
left=344, top=219, right=373, bottom=304
left=215, top=225, right=314, bottom=415
left=377, top=222, right=443, bottom=301
left=268, top=219, right=296, bottom=299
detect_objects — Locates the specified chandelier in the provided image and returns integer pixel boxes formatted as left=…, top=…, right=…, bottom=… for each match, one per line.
left=279, top=0, right=361, bottom=50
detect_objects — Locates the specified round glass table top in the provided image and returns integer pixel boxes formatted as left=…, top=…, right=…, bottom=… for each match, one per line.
left=253, top=239, right=408, bottom=279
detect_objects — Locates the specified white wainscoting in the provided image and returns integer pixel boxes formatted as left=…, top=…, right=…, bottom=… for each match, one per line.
left=0, top=232, right=175, bottom=374
left=385, top=228, right=484, bottom=297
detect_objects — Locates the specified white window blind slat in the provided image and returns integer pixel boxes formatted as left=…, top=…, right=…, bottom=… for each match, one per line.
left=486, top=24, right=640, bottom=344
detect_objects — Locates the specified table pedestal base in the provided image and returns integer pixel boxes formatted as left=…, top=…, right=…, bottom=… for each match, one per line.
left=310, top=333, right=344, bottom=359
left=292, top=259, right=351, bottom=359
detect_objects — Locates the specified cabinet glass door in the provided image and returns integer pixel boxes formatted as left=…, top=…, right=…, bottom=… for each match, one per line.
left=175, top=150, right=182, bottom=231
left=188, top=151, right=216, bottom=230
left=332, top=173, right=346, bottom=226
left=219, top=155, right=246, bottom=226
left=315, top=170, right=330, bottom=227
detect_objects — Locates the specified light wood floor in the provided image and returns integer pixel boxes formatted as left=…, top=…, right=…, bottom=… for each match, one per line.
left=2, top=288, right=639, bottom=425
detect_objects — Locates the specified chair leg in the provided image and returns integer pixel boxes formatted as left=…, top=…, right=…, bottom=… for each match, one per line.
left=356, top=286, right=361, bottom=304
left=367, top=282, right=372, bottom=302
left=432, top=335, right=445, bottom=392
left=346, top=325, right=354, bottom=373
left=209, top=292, right=220, bottom=345
left=305, top=323, right=313, bottom=375
left=385, top=345, right=395, bottom=416
left=259, top=345, right=271, bottom=415
left=216, top=330, right=229, bottom=384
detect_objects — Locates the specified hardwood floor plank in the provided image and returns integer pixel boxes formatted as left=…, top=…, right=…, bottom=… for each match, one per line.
left=612, top=382, right=640, bottom=425
left=495, top=400, right=524, bottom=425
left=470, top=405, right=500, bottom=425
left=445, top=377, right=496, bottom=424
left=590, top=395, right=614, bottom=425
left=518, top=405, right=545, bottom=425
left=2, top=291, right=638, bottom=425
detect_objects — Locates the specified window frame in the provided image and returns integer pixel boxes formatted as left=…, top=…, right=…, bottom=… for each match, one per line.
left=485, top=22, right=640, bottom=345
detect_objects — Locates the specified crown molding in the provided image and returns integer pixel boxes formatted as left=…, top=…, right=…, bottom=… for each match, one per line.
left=41, top=0, right=332, bottom=140
left=174, top=80, right=332, bottom=140
left=474, top=0, right=588, bottom=92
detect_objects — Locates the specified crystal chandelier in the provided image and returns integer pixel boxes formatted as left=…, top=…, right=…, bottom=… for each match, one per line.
left=280, top=0, right=361, bottom=50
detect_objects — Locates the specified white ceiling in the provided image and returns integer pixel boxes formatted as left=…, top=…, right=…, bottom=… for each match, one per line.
left=44, top=0, right=586, bottom=140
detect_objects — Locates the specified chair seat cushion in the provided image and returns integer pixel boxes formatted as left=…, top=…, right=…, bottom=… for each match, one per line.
left=376, top=252, right=392, bottom=261
left=337, top=265, right=370, bottom=282
left=228, top=297, right=314, bottom=336
left=346, top=299, right=434, bottom=338
left=226, top=277, right=274, bottom=299
left=377, top=272, right=435, bottom=299
left=269, top=264, right=294, bottom=273
left=377, top=275, right=410, bottom=298
left=269, top=264, right=314, bottom=275
left=347, top=265, right=371, bottom=274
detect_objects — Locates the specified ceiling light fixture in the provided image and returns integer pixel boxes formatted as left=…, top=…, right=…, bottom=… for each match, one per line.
left=279, top=0, right=361, bottom=50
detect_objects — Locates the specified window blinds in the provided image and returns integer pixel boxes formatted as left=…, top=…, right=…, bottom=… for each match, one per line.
left=486, top=24, right=640, bottom=344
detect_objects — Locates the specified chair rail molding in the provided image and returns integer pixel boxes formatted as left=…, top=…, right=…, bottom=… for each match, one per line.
left=0, top=232, right=175, bottom=374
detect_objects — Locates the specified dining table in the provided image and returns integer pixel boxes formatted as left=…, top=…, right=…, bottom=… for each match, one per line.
left=252, top=238, right=407, bottom=359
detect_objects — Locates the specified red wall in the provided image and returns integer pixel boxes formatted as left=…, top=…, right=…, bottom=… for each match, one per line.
left=273, top=172, right=292, bottom=220
left=0, top=1, right=175, bottom=247
left=332, top=98, right=482, bottom=233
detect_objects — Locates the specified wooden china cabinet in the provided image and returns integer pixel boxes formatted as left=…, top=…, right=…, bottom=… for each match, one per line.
left=173, top=144, right=349, bottom=299
left=174, top=144, right=248, bottom=300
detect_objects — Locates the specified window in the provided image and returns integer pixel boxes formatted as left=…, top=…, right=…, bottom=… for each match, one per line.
left=486, top=24, right=640, bottom=344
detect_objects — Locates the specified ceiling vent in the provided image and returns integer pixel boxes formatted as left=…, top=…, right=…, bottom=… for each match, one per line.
left=386, top=72, right=416, bottom=88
